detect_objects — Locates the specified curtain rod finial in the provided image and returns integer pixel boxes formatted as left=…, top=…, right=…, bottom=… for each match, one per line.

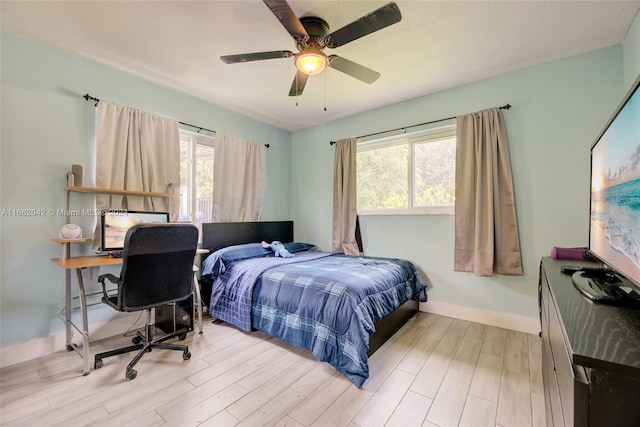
left=83, top=93, right=99, bottom=106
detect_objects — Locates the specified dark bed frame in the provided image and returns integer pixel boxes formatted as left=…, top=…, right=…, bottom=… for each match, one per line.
left=200, top=221, right=418, bottom=356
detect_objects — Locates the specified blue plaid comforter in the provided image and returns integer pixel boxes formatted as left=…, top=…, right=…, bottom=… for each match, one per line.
left=208, top=251, right=428, bottom=387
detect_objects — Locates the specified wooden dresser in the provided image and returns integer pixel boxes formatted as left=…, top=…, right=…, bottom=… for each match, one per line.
left=539, top=257, right=640, bottom=426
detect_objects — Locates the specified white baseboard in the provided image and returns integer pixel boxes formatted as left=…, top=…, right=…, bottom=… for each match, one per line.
left=419, top=300, right=541, bottom=335
left=0, top=314, right=146, bottom=369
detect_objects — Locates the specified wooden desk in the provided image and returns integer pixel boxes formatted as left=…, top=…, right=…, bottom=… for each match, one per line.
left=50, top=254, right=123, bottom=269
left=51, top=251, right=206, bottom=376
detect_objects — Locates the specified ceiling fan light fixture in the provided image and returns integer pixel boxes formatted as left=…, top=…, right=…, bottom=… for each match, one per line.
left=295, top=49, right=327, bottom=75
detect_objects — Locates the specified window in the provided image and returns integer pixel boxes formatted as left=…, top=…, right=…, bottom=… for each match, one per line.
left=357, top=122, right=456, bottom=215
left=179, top=129, right=215, bottom=227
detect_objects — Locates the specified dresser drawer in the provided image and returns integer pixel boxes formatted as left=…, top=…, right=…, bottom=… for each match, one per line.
left=547, top=293, right=588, bottom=426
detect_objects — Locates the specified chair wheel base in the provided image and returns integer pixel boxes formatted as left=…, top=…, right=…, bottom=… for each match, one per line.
left=95, top=359, right=103, bottom=369
left=126, top=368, right=137, bottom=380
left=183, top=351, right=191, bottom=360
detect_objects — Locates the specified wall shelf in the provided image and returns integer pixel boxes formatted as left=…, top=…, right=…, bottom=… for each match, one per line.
left=66, top=186, right=178, bottom=198
left=51, top=238, right=92, bottom=261
left=50, top=238, right=93, bottom=244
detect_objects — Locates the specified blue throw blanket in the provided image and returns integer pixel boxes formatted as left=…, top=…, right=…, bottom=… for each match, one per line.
left=208, top=252, right=428, bottom=387
left=209, top=252, right=332, bottom=332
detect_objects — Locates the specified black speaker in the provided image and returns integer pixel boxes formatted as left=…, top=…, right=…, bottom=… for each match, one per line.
left=155, top=295, right=193, bottom=335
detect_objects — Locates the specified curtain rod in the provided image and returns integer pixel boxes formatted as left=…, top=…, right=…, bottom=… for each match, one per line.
left=329, top=103, right=512, bottom=145
left=83, top=94, right=270, bottom=148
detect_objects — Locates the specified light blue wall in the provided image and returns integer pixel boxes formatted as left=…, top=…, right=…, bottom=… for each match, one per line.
left=0, top=32, right=292, bottom=347
left=623, top=9, right=640, bottom=89
left=291, top=46, right=625, bottom=321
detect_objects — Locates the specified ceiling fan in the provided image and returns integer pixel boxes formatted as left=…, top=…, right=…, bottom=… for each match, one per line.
left=220, top=0, right=402, bottom=96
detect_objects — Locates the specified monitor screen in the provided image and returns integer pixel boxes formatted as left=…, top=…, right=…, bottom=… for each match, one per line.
left=100, top=210, right=169, bottom=252
left=589, top=77, right=640, bottom=287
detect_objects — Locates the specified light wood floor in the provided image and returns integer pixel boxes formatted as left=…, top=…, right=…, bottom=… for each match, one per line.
left=0, top=312, right=545, bottom=427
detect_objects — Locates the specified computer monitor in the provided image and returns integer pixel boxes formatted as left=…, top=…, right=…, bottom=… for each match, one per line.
left=100, top=210, right=169, bottom=252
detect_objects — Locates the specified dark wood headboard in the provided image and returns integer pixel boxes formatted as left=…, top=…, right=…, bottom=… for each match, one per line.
left=201, top=221, right=294, bottom=256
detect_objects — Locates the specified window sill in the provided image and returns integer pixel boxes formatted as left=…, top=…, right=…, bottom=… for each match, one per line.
left=358, top=206, right=454, bottom=216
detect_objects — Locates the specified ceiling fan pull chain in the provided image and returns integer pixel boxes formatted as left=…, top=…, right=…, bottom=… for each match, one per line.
left=296, top=72, right=300, bottom=107
left=324, top=71, right=327, bottom=112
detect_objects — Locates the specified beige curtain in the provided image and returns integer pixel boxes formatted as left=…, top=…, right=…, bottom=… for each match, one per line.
left=454, top=108, right=523, bottom=276
left=211, top=133, right=265, bottom=222
left=92, top=101, right=180, bottom=250
left=332, top=137, right=360, bottom=255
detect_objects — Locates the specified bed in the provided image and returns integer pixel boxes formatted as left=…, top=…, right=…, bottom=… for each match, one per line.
left=199, top=221, right=428, bottom=387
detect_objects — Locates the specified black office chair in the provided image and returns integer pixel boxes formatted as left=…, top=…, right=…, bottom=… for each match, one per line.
left=93, top=223, right=199, bottom=380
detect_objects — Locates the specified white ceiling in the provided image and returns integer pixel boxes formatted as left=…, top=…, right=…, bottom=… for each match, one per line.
left=1, top=1, right=639, bottom=132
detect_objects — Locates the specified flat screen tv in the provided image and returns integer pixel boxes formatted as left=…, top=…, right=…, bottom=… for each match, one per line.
left=100, top=210, right=170, bottom=253
left=578, top=75, right=640, bottom=306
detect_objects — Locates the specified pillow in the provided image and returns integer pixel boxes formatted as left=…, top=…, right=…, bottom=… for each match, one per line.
left=201, top=243, right=269, bottom=276
left=284, top=242, right=316, bottom=253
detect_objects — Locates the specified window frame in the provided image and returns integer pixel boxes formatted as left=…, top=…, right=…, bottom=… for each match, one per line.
left=179, top=128, right=215, bottom=226
left=356, top=122, right=456, bottom=216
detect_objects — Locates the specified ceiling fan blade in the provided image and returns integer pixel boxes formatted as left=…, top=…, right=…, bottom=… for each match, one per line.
left=328, top=55, right=380, bottom=84
left=220, top=50, right=294, bottom=64
left=263, top=0, right=309, bottom=42
left=325, top=2, right=402, bottom=48
left=289, top=70, right=309, bottom=96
